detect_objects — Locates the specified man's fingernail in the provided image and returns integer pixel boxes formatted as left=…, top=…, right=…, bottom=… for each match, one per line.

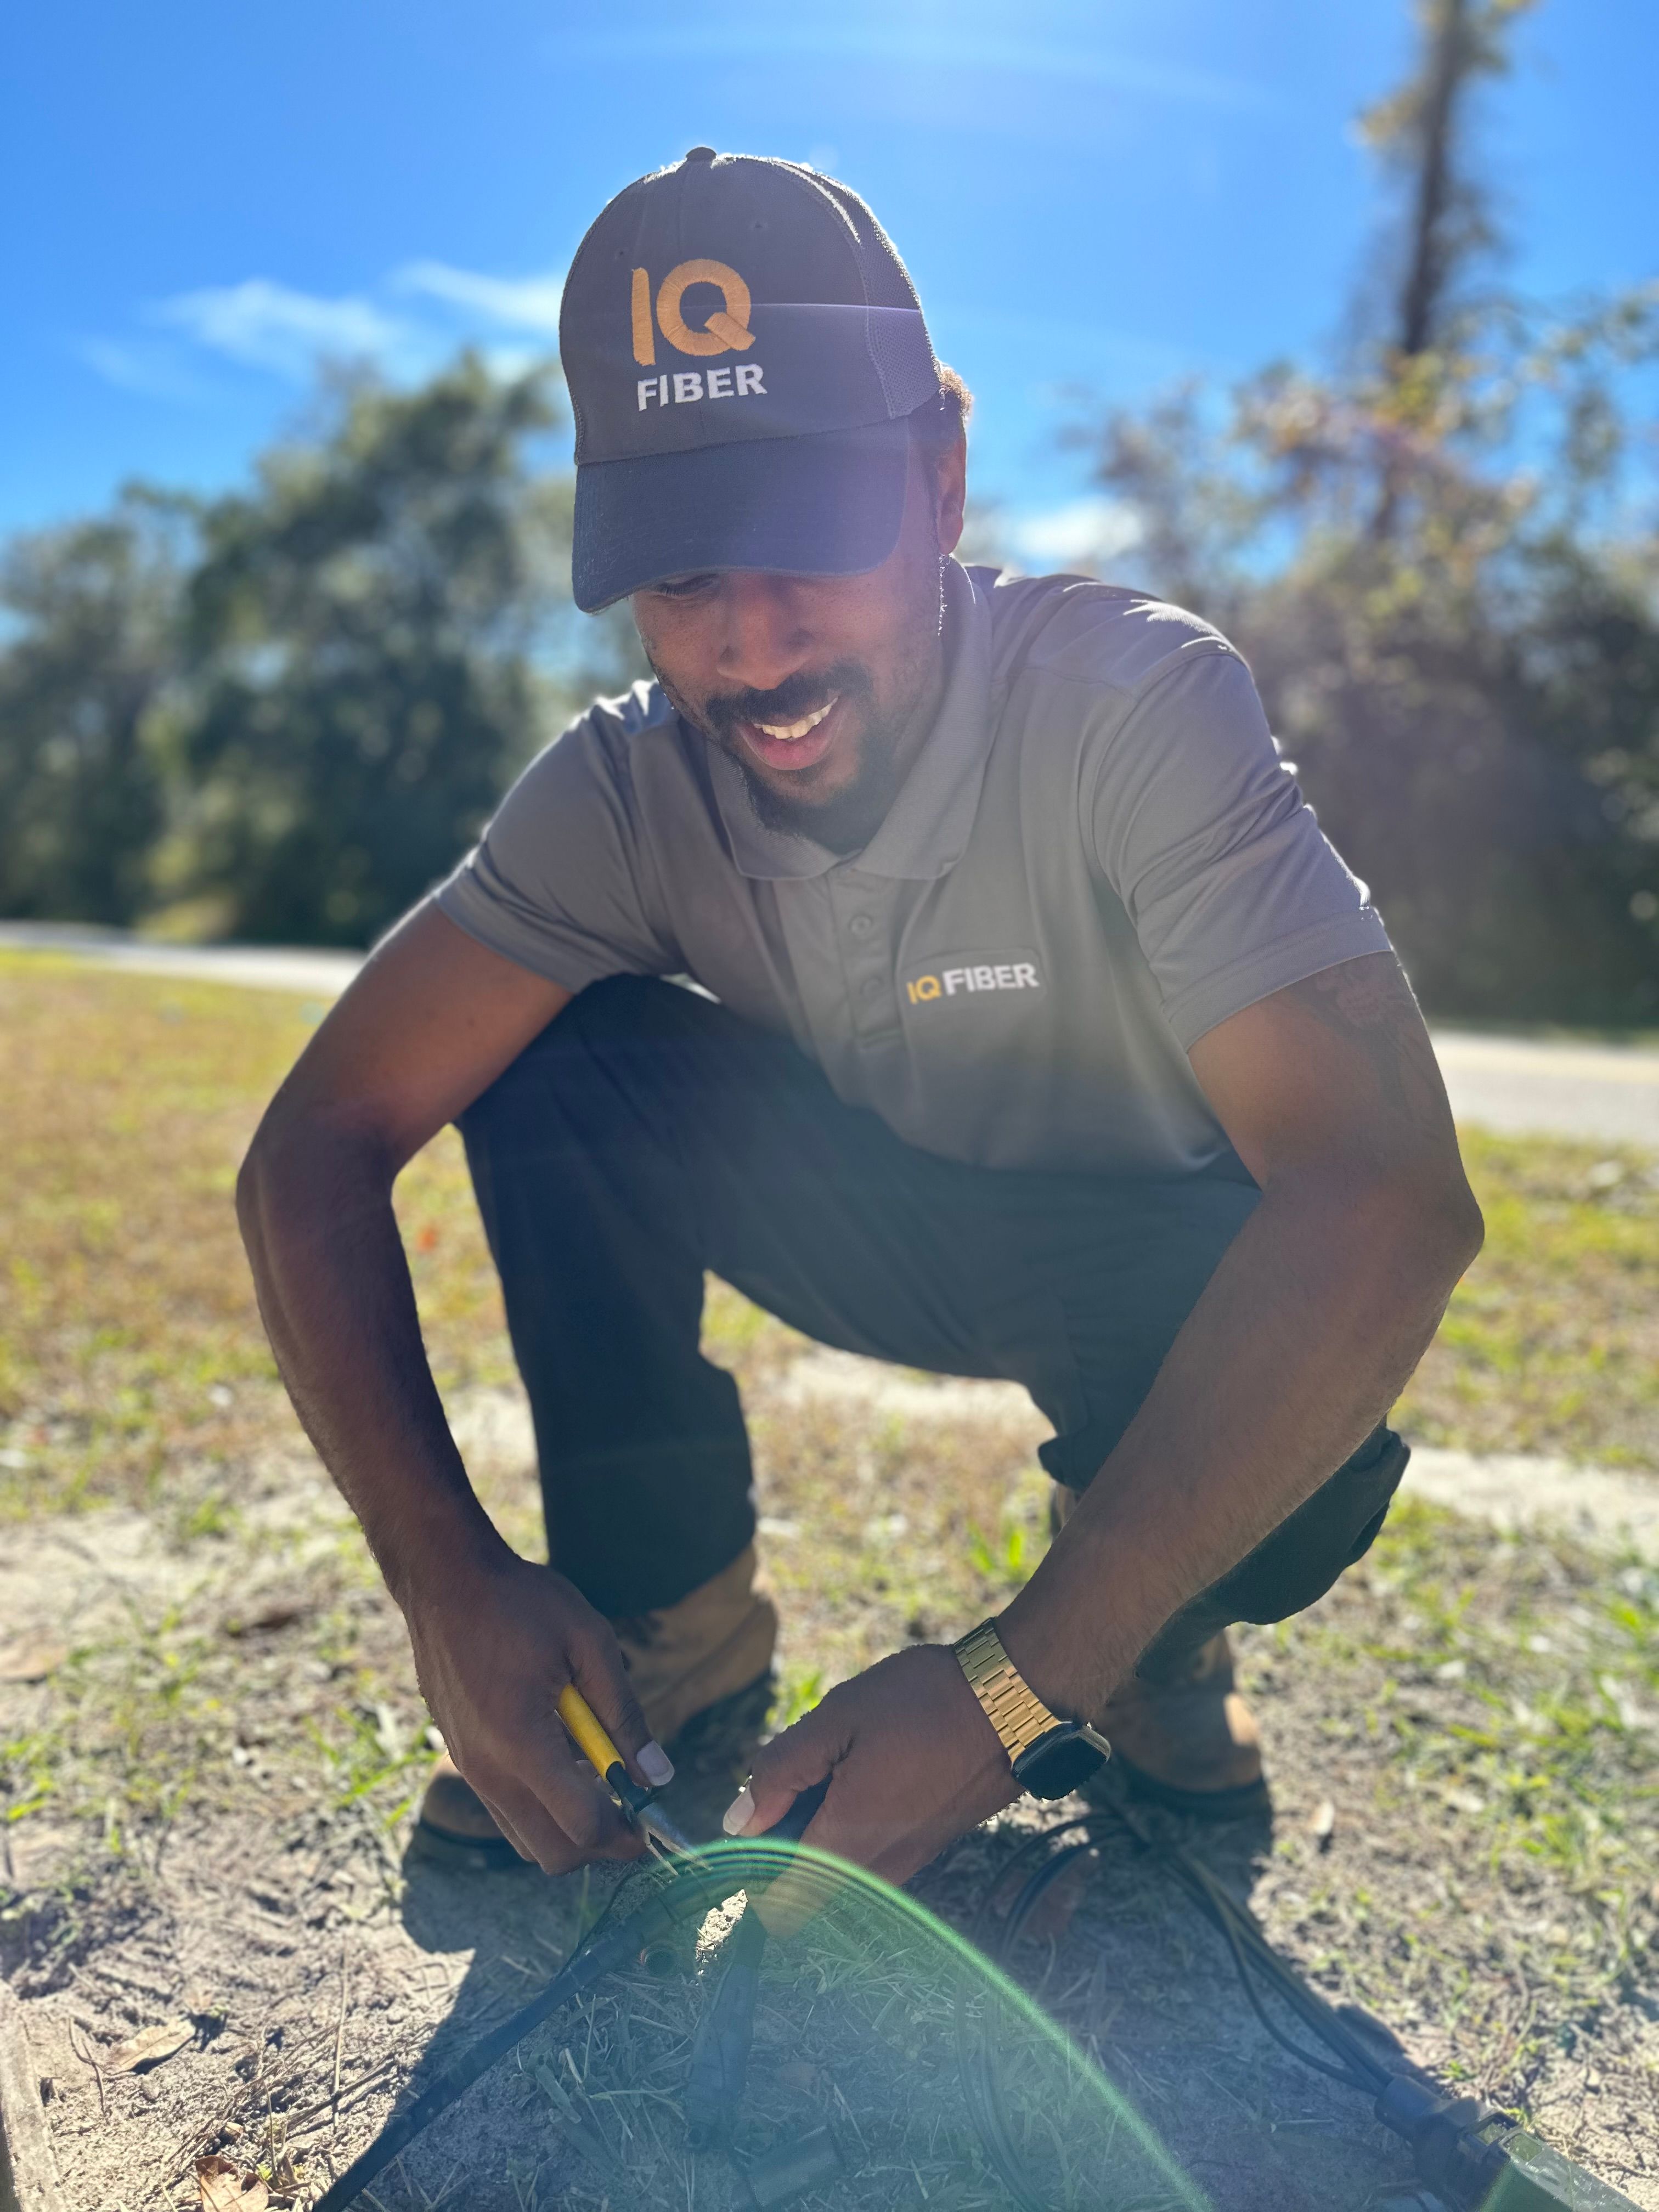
left=721, top=1786, right=755, bottom=1836
left=639, top=1740, right=674, bottom=1787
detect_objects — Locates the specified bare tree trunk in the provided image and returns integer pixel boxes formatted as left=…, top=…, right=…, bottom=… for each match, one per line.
left=1397, top=0, right=1475, bottom=359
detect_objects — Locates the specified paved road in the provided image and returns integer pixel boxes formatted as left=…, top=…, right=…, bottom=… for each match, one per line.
left=5, top=922, right=1657, bottom=1149
left=0, top=922, right=359, bottom=1001
left=1429, top=1028, right=1659, bottom=1149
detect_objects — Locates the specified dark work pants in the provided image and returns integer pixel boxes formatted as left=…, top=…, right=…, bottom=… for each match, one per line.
left=459, top=977, right=1408, bottom=1674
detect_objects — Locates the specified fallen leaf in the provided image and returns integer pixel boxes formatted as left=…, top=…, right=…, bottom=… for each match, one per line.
left=777, top=2058, right=827, bottom=2095
left=1309, top=1799, right=1336, bottom=1848
left=196, top=2155, right=269, bottom=2210
left=224, top=1600, right=308, bottom=1638
left=0, top=1640, right=68, bottom=1683
left=106, top=2018, right=194, bottom=2073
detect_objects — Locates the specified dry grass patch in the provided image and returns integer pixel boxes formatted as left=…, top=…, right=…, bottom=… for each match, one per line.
left=3, top=954, right=1657, bottom=2210
left=0, top=955, right=513, bottom=1527
left=1398, top=1127, right=1659, bottom=1467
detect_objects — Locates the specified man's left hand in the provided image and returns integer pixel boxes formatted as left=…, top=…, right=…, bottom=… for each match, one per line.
left=729, top=1643, right=1015, bottom=1914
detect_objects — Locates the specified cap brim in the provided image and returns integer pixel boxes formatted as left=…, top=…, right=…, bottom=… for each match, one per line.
left=572, top=418, right=910, bottom=613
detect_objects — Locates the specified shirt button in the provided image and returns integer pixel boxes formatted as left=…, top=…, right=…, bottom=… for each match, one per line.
left=849, top=914, right=874, bottom=938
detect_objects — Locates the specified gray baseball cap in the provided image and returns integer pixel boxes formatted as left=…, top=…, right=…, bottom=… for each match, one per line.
left=559, top=149, right=942, bottom=612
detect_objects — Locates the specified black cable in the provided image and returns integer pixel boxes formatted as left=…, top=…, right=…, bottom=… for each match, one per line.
left=319, top=1792, right=1392, bottom=2212
left=953, top=1801, right=1393, bottom=2210
left=1102, top=1797, right=1387, bottom=2094
left=312, top=1785, right=834, bottom=2209
left=311, top=1850, right=761, bottom=2212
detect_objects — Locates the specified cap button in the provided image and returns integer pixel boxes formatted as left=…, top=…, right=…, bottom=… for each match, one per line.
left=684, top=145, right=716, bottom=163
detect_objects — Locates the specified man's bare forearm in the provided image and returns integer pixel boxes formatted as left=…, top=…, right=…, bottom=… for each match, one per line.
left=1000, top=1165, right=1475, bottom=1718
left=238, top=1121, right=509, bottom=1609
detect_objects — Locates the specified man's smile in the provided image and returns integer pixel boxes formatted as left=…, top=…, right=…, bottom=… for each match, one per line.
left=753, top=696, right=838, bottom=742
left=735, top=691, right=847, bottom=774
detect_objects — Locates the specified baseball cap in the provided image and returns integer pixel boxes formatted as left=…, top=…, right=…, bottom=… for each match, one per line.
left=559, top=149, right=942, bottom=612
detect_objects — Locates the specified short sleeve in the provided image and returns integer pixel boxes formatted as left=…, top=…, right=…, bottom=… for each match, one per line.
left=433, top=711, right=681, bottom=990
left=1087, top=646, right=1391, bottom=1047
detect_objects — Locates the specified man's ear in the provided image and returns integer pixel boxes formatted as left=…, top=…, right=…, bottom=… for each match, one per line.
left=933, top=433, right=967, bottom=559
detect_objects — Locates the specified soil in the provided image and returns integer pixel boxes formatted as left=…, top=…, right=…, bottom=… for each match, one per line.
left=3, top=1359, right=1656, bottom=2212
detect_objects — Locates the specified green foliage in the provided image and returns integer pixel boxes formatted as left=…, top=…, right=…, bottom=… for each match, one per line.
left=0, top=353, right=644, bottom=946
left=966, top=1519, right=1031, bottom=1588
left=1068, top=1, right=1659, bottom=1025
left=162, top=356, right=601, bottom=945
left=0, top=488, right=194, bottom=926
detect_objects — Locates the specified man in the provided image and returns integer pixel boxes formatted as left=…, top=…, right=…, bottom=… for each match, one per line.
left=239, top=150, right=1482, bottom=1889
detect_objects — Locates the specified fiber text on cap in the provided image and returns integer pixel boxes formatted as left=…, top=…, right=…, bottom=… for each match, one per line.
left=636, top=365, right=768, bottom=409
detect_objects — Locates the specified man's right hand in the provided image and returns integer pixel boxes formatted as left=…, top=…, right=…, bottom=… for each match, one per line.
left=402, top=1550, right=674, bottom=1874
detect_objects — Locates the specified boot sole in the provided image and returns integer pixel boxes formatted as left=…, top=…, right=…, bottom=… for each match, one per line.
left=407, top=1818, right=532, bottom=1873
left=1110, top=1756, right=1272, bottom=1823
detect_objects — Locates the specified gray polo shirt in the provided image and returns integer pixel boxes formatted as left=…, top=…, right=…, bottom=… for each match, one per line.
left=435, top=561, right=1390, bottom=1177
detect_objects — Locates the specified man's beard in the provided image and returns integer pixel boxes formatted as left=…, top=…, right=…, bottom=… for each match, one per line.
left=653, top=657, right=911, bottom=858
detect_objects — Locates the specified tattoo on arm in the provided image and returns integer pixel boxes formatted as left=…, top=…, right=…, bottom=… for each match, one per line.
left=1288, top=955, right=1452, bottom=1138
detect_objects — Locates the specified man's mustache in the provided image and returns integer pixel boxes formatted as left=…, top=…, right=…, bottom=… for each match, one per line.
left=702, top=662, right=872, bottom=740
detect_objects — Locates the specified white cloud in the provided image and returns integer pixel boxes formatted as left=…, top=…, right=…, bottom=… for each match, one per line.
left=86, top=260, right=562, bottom=408
left=1009, top=496, right=1142, bottom=569
left=154, top=279, right=411, bottom=380
left=397, top=260, right=565, bottom=335
left=75, top=337, right=207, bottom=404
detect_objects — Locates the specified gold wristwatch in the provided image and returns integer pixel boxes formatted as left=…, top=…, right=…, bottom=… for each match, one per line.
left=953, top=1618, right=1111, bottom=1801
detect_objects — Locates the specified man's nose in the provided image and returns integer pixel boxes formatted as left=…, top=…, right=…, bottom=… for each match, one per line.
left=713, top=574, right=816, bottom=693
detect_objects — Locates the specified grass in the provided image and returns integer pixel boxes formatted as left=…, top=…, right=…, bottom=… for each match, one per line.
left=1397, top=1127, right=1659, bottom=1466
left=0, top=953, right=514, bottom=1526
left=3, top=957, right=1654, bottom=1534
left=2, top=954, right=1656, bottom=2207
left=1251, top=1499, right=1659, bottom=2083
left=1, top=951, right=1654, bottom=1860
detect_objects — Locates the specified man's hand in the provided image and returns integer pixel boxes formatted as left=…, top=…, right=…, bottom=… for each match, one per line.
left=404, top=1551, right=672, bottom=1874
left=726, top=1645, right=1015, bottom=1920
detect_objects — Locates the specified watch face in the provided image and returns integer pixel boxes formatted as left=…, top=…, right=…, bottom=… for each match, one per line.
left=1012, top=1725, right=1109, bottom=1802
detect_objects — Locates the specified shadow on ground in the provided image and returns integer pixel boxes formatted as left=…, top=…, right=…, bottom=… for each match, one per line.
left=339, top=1778, right=1427, bottom=2212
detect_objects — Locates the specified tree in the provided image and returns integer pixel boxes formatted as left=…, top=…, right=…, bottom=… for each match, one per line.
left=159, top=354, right=636, bottom=945
left=1066, top=0, right=1659, bottom=1023
left=0, top=490, right=192, bottom=926
left=1360, top=0, right=1537, bottom=361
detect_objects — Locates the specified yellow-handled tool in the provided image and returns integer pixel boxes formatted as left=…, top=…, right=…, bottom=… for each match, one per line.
left=556, top=1683, right=693, bottom=1861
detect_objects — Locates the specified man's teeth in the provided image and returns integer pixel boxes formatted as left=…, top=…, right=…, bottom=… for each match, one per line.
left=754, top=697, right=838, bottom=741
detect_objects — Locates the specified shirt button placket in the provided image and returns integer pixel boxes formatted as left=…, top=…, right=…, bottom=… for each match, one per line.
left=835, top=880, right=895, bottom=1040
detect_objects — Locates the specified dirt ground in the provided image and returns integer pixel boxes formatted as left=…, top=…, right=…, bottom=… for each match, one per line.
left=3, top=1355, right=1656, bottom=2212
left=2, top=962, right=1656, bottom=2210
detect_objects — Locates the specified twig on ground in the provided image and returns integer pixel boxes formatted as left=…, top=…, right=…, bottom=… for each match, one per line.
left=332, top=1944, right=349, bottom=2105
left=66, top=2018, right=107, bottom=2119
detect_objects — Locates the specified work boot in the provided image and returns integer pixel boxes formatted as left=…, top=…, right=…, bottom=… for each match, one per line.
left=414, top=1752, right=523, bottom=1870
left=1051, top=1483, right=1269, bottom=1820
left=413, top=1545, right=777, bottom=1866
left=1098, top=1630, right=1268, bottom=1818
left=610, top=1543, right=778, bottom=1747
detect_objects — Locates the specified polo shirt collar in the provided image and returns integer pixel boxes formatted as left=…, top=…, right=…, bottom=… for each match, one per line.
left=701, top=558, right=994, bottom=883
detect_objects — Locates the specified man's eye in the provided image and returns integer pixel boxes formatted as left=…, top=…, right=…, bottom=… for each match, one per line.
left=654, top=573, right=718, bottom=600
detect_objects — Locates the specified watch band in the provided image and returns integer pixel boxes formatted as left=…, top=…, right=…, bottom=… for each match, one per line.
left=953, top=1618, right=1067, bottom=1766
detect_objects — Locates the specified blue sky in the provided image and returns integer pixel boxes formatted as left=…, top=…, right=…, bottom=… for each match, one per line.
left=4, top=0, right=1655, bottom=560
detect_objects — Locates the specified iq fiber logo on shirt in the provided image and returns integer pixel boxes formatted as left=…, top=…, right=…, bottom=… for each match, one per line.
left=904, top=956, right=1044, bottom=1006
left=630, top=259, right=768, bottom=410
